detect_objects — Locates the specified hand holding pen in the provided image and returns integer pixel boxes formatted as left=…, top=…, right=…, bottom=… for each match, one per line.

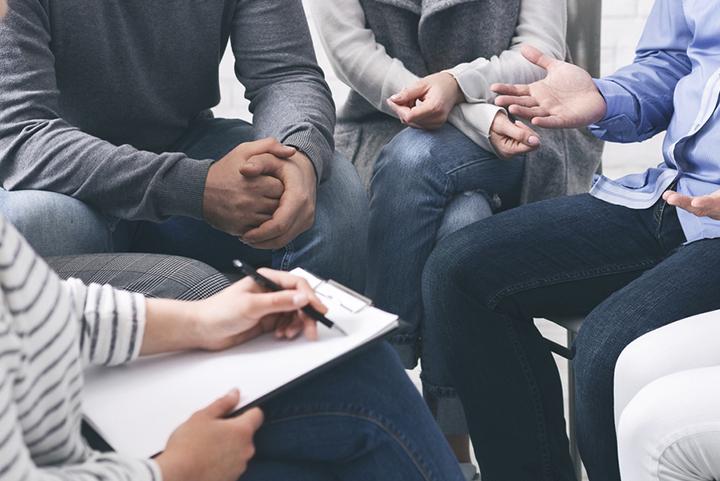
left=234, top=260, right=348, bottom=336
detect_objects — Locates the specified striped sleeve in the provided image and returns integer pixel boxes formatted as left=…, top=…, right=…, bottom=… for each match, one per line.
left=0, top=328, right=161, bottom=481
left=66, top=280, right=147, bottom=367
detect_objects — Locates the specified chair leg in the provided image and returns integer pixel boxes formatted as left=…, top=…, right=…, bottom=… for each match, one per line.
left=567, top=330, right=582, bottom=480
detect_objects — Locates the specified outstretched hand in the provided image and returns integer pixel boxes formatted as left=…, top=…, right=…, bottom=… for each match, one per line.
left=663, top=190, right=720, bottom=220
left=492, top=45, right=607, bottom=129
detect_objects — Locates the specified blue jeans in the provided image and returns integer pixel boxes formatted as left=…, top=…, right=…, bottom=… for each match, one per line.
left=0, top=119, right=369, bottom=291
left=241, top=343, right=465, bottom=481
left=367, top=125, right=525, bottom=435
left=423, top=193, right=720, bottom=481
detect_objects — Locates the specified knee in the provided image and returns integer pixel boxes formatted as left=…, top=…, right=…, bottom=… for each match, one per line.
left=372, top=128, right=440, bottom=187
left=573, top=324, right=627, bottom=400
left=316, top=154, right=368, bottom=249
left=0, top=190, right=113, bottom=256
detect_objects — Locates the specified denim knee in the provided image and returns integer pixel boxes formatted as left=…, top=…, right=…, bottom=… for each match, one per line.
left=0, top=189, right=116, bottom=256
left=371, top=128, right=446, bottom=194
left=290, top=154, right=368, bottom=290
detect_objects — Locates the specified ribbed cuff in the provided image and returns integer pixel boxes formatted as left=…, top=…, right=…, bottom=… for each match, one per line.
left=284, top=128, right=333, bottom=183
left=157, top=155, right=214, bottom=219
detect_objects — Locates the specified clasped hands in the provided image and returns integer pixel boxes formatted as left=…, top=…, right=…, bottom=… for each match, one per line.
left=203, top=138, right=317, bottom=249
left=386, top=72, right=540, bottom=159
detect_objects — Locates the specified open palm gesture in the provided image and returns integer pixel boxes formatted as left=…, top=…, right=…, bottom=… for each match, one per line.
left=492, top=45, right=608, bottom=129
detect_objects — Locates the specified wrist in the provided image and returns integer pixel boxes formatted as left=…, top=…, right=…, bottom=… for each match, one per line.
left=156, top=451, right=193, bottom=481
left=443, top=71, right=465, bottom=105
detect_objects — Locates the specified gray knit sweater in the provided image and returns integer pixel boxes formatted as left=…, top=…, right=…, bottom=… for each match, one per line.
left=0, top=0, right=335, bottom=222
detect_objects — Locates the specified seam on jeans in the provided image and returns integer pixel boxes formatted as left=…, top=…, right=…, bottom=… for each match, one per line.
left=487, top=260, right=658, bottom=310
left=279, top=241, right=295, bottom=271
left=443, top=157, right=499, bottom=177
left=420, top=376, right=459, bottom=398
left=456, top=283, right=556, bottom=481
left=265, top=410, right=438, bottom=481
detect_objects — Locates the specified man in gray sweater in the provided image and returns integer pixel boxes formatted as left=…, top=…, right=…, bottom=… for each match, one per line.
left=0, top=0, right=367, bottom=289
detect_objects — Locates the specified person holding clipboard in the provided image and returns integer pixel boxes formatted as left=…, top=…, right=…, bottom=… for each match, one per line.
left=0, top=208, right=465, bottom=481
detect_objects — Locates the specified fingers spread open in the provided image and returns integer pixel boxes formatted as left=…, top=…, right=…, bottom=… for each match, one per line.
left=521, top=44, right=556, bottom=71
left=495, top=95, right=539, bottom=108
left=508, top=105, right=548, bottom=120
left=490, top=83, right=531, bottom=97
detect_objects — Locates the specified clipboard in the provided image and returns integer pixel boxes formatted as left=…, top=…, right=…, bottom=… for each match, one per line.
left=82, top=268, right=400, bottom=459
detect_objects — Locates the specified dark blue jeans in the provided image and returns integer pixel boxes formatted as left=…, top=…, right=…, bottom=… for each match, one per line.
left=241, top=343, right=464, bottom=481
left=422, top=193, right=720, bottom=481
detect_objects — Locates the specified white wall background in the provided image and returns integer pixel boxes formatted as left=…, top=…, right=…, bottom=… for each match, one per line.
left=214, top=0, right=662, bottom=178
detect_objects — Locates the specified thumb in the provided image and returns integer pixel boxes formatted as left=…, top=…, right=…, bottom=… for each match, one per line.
left=236, top=407, right=265, bottom=433
left=521, top=44, right=557, bottom=71
left=390, top=82, right=427, bottom=105
left=203, top=389, right=241, bottom=418
left=239, top=160, right=264, bottom=177
left=248, top=290, right=309, bottom=319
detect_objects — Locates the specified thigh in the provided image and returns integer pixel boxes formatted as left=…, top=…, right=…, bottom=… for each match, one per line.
left=575, top=238, right=720, bottom=395
left=428, top=194, right=684, bottom=320
left=614, top=309, right=720, bottom=426
left=373, top=124, right=525, bottom=207
left=0, top=189, right=122, bottom=256
left=241, top=461, right=335, bottom=481
left=254, top=342, right=463, bottom=481
left=172, top=117, right=256, bottom=161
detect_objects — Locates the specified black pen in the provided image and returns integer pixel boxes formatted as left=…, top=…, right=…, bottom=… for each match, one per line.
left=233, top=260, right=348, bottom=336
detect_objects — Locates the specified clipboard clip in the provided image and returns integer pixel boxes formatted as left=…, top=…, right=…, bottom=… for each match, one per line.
left=313, top=278, right=373, bottom=314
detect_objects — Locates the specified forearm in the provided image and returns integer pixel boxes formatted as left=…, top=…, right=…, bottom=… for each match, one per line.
left=141, top=298, right=203, bottom=356
left=0, top=0, right=211, bottom=221
left=589, top=0, right=691, bottom=142
left=232, top=0, right=335, bottom=182
left=0, top=126, right=212, bottom=220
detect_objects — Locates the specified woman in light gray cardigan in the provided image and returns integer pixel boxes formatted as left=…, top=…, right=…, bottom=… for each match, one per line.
left=308, top=0, right=602, bottom=476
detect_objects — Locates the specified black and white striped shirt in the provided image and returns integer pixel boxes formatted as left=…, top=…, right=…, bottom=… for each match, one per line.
left=0, top=216, right=160, bottom=480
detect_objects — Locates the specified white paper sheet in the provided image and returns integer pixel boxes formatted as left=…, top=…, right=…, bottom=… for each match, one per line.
left=82, top=269, right=397, bottom=458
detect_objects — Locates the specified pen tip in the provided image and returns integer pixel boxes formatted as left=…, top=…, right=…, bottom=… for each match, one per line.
left=335, top=324, right=349, bottom=336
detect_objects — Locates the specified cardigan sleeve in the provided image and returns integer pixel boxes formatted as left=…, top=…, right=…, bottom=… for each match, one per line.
left=447, top=0, right=567, bottom=104
left=306, top=0, right=418, bottom=118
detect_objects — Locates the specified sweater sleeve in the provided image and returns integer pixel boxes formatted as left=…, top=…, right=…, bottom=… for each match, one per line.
left=65, top=280, right=147, bottom=367
left=0, top=0, right=213, bottom=221
left=230, top=0, right=336, bottom=182
left=0, top=360, right=161, bottom=481
left=306, top=0, right=418, bottom=118
left=447, top=0, right=567, bottom=104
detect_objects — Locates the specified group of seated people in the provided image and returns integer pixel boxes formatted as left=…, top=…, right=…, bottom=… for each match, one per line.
left=0, top=0, right=719, bottom=480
